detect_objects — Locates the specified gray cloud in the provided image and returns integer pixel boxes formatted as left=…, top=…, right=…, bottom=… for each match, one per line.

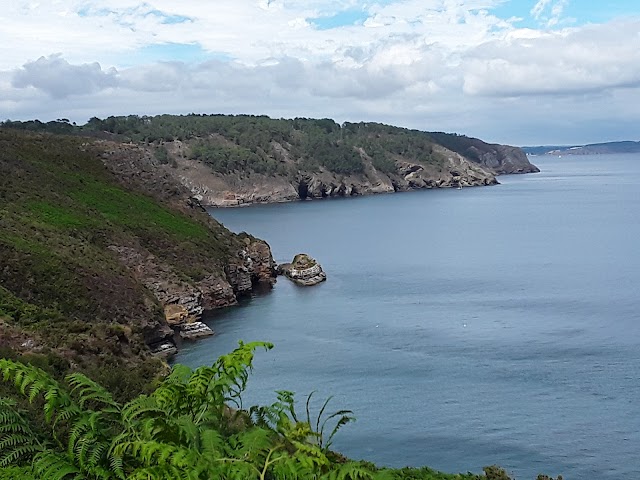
left=462, top=19, right=640, bottom=97
left=12, top=54, right=118, bottom=98
left=3, top=44, right=640, bottom=146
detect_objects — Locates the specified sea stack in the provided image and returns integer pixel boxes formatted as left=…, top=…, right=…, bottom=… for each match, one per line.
left=278, top=254, right=327, bottom=286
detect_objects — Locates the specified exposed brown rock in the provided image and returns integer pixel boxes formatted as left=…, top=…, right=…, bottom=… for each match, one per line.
left=164, top=141, right=501, bottom=207
left=279, top=254, right=327, bottom=287
left=164, top=304, right=190, bottom=326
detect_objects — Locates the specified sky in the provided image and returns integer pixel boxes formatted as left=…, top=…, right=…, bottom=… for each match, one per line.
left=1, top=0, right=639, bottom=145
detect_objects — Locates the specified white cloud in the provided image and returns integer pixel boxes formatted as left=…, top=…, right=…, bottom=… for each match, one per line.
left=12, top=54, right=118, bottom=98
left=463, top=19, right=640, bottom=96
left=531, top=0, right=552, bottom=19
left=1, top=1, right=640, bottom=144
left=530, top=0, right=568, bottom=27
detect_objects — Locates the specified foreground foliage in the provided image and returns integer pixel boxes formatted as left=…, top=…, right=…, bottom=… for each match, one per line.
left=0, top=342, right=560, bottom=479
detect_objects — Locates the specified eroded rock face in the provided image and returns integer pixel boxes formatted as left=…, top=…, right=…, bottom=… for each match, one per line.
left=108, top=236, right=277, bottom=346
left=470, top=145, right=541, bottom=174
left=179, top=321, right=214, bottom=339
left=225, top=235, right=278, bottom=292
left=164, top=304, right=190, bottom=326
left=168, top=142, right=501, bottom=207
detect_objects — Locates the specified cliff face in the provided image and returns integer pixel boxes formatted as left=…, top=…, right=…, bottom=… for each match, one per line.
left=0, top=129, right=277, bottom=368
left=463, top=144, right=538, bottom=174
left=103, top=116, right=534, bottom=207
left=170, top=141, right=501, bottom=207
left=427, top=132, right=540, bottom=175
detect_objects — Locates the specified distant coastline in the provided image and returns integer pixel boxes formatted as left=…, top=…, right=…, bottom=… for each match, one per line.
left=523, top=140, right=640, bottom=156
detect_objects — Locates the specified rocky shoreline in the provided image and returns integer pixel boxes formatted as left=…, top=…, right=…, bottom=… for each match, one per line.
left=93, top=141, right=279, bottom=357
left=174, top=146, right=506, bottom=207
left=158, top=139, right=538, bottom=208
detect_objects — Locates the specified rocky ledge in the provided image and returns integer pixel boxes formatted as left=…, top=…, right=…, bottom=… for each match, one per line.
left=178, top=321, right=215, bottom=340
left=278, top=254, right=327, bottom=286
left=151, top=342, right=178, bottom=358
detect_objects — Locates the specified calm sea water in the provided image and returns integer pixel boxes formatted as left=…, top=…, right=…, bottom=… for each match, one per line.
left=175, top=154, right=640, bottom=479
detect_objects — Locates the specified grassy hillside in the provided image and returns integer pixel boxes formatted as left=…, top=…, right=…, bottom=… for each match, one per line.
left=0, top=129, right=265, bottom=395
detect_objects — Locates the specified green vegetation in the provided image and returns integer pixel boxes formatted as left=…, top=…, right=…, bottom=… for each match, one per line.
left=291, top=254, right=317, bottom=270
left=189, top=140, right=287, bottom=175
left=0, top=128, right=249, bottom=386
left=426, top=133, right=498, bottom=164
left=0, top=341, right=553, bottom=480
left=1, top=115, right=469, bottom=176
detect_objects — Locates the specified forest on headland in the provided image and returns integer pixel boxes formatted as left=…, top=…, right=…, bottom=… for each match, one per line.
left=0, top=119, right=553, bottom=478
left=1, top=114, right=535, bottom=176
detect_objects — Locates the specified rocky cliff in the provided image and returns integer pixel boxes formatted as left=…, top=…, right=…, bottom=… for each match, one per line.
left=427, top=132, right=540, bottom=175
left=141, top=117, right=536, bottom=207
left=174, top=143, right=499, bottom=206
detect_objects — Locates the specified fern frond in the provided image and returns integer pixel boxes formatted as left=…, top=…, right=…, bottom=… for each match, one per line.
left=129, top=464, right=193, bottom=480
left=165, top=364, right=193, bottom=385
left=228, top=427, right=274, bottom=464
left=44, top=387, right=79, bottom=425
left=275, top=390, right=298, bottom=423
left=199, top=428, right=225, bottom=458
left=0, top=359, right=70, bottom=412
left=153, top=383, right=189, bottom=412
left=32, top=451, right=81, bottom=480
left=323, top=461, right=376, bottom=480
left=114, top=440, right=191, bottom=468
left=0, top=398, right=44, bottom=466
left=315, top=395, right=334, bottom=433
left=321, top=410, right=355, bottom=450
left=108, top=452, right=126, bottom=480
left=67, top=373, right=121, bottom=410
left=306, top=390, right=316, bottom=427
left=121, top=395, right=164, bottom=424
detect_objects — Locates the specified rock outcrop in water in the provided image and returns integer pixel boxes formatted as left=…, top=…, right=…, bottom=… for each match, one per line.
left=278, top=254, right=327, bottom=286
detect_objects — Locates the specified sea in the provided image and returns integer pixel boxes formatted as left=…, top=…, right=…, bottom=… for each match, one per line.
left=174, top=154, right=640, bottom=479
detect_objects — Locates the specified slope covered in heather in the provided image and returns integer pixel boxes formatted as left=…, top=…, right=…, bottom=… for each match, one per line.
left=0, top=129, right=276, bottom=395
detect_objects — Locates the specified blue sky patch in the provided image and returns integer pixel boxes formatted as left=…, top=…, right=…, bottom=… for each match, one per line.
left=310, top=9, right=369, bottom=30
left=147, top=9, right=193, bottom=24
left=490, top=0, right=640, bottom=28
left=76, top=5, right=192, bottom=25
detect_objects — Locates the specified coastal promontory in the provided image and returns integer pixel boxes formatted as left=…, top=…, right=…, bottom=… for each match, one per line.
left=3, top=116, right=538, bottom=207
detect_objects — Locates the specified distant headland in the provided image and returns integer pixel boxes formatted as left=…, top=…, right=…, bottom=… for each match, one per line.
left=523, top=140, right=640, bottom=156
